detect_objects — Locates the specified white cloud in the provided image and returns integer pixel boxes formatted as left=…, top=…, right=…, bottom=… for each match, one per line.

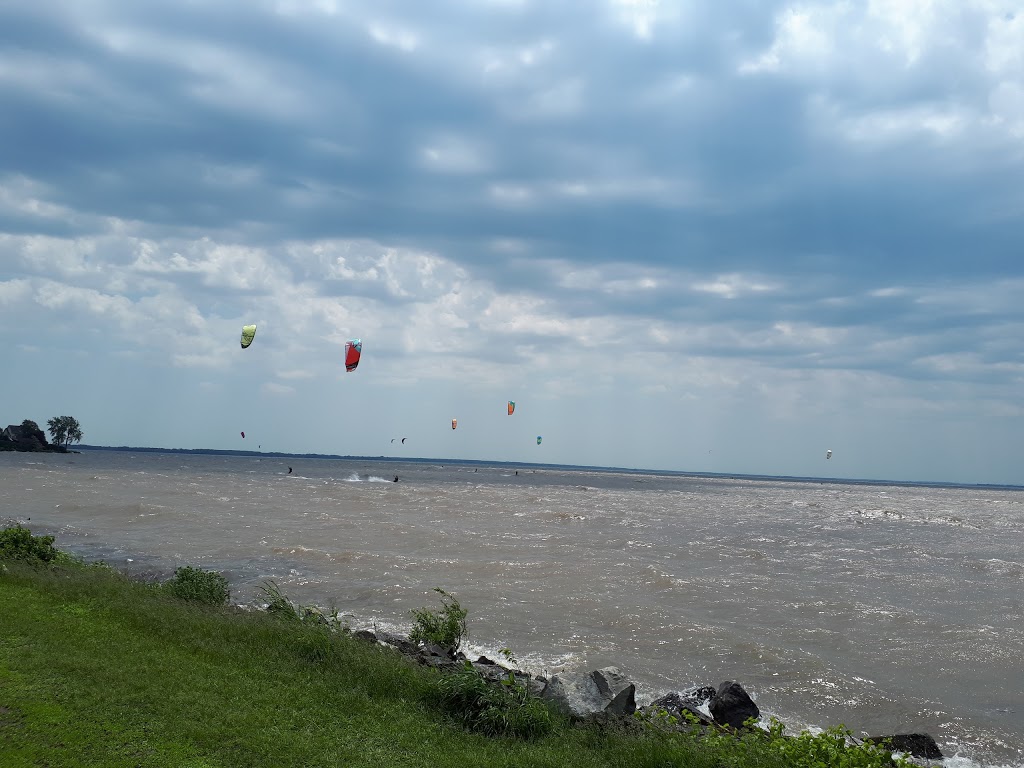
left=608, top=0, right=679, bottom=40
left=368, top=22, right=419, bottom=52
left=418, top=135, right=491, bottom=174
left=692, top=273, right=780, bottom=299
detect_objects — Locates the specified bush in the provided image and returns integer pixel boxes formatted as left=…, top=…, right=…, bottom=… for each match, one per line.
left=757, top=720, right=913, bottom=768
left=409, top=587, right=467, bottom=650
left=164, top=566, right=230, bottom=606
left=0, top=526, right=58, bottom=563
left=434, top=660, right=553, bottom=740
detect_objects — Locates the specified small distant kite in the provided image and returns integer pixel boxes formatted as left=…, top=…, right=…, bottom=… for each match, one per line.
left=507, top=401, right=515, bottom=415
left=826, top=449, right=833, bottom=460
left=344, top=339, right=362, bottom=372
left=452, top=418, right=458, bottom=430
left=240, top=324, right=257, bottom=349
left=536, top=435, right=542, bottom=445
left=402, top=437, right=407, bottom=444
left=240, top=431, right=245, bottom=439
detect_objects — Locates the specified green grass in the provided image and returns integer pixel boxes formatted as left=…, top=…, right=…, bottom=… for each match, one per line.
left=0, top=554, right=912, bottom=767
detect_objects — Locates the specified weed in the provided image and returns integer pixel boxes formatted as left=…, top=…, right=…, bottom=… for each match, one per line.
left=434, top=660, right=553, bottom=740
left=164, top=566, right=230, bottom=606
left=409, top=587, right=467, bottom=650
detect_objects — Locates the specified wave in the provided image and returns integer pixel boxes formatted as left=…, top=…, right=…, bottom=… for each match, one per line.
left=342, top=473, right=394, bottom=483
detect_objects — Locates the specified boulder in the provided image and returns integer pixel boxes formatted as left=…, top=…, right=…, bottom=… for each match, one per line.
left=417, top=642, right=461, bottom=670
left=541, top=666, right=637, bottom=718
left=644, top=688, right=717, bottom=728
left=865, top=733, right=943, bottom=759
left=374, top=629, right=418, bottom=656
left=709, top=681, right=760, bottom=729
left=650, top=686, right=716, bottom=713
left=605, top=684, right=636, bottom=716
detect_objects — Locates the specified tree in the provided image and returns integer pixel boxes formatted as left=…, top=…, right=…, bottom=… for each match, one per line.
left=46, top=416, right=83, bottom=450
left=20, top=420, right=47, bottom=445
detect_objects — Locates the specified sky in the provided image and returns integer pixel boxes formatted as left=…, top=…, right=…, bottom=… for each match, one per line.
left=2, top=0, right=1023, bottom=485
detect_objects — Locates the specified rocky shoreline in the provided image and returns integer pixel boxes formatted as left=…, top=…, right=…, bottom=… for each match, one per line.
left=351, top=626, right=944, bottom=762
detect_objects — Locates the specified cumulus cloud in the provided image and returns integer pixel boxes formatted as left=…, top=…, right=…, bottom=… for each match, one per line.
left=2, top=0, right=1023, bottom=482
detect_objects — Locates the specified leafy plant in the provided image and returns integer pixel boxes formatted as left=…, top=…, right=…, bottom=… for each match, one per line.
left=0, top=525, right=58, bottom=563
left=434, top=660, right=553, bottom=740
left=754, top=719, right=914, bottom=768
left=164, top=566, right=230, bottom=606
left=409, top=587, right=467, bottom=650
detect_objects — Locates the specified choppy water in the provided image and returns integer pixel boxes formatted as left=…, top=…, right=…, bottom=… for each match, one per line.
left=2, top=449, right=1022, bottom=766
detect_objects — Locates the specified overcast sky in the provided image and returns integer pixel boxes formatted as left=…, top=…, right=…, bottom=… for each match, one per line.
left=2, top=0, right=1023, bottom=484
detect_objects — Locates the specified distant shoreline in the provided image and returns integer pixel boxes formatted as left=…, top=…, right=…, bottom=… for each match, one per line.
left=69, top=444, right=1024, bottom=492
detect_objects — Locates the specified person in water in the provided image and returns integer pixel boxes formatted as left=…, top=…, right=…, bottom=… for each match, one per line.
left=288, top=467, right=293, bottom=474
left=393, top=475, right=399, bottom=482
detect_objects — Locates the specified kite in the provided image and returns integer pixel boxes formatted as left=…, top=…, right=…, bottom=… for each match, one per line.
left=826, top=449, right=833, bottom=460
left=240, top=432, right=245, bottom=439
left=344, top=339, right=362, bottom=372
left=240, top=325, right=256, bottom=349
left=452, top=419, right=458, bottom=430
left=536, top=436, right=542, bottom=445
left=508, top=401, right=515, bottom=415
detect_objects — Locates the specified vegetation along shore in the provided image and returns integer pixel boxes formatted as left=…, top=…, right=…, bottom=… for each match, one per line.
left=1, top=524, right=940, bottom=767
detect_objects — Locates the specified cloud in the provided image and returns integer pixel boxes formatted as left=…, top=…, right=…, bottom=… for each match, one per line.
left=2, top=0, right=1023, bottom=482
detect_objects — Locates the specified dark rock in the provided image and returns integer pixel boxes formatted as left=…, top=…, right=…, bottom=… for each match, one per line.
left=420, top=642, right=455, bottom=660
left=709, top=681, right=760, bottom=729
left=679, top=704, right=715, bottom=727
left=352, top=629, right=377, bottom=644
left=375, top=630, right=418, bottom=655
left=604, top=683, right=636, bottom=716
left=641, top=690, right=716, bottom=729
left=473, top=662, right=513, bottom=683
left=528, top=675, right=547, bottom=698
left=865, top=733, right=943, bottom=759
left=650, top=686, right=716, bottom=713
left=476, top=655, right=498, bottom=665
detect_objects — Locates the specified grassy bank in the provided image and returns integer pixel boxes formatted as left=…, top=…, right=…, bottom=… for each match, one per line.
left=1, top=532, right=910, bottom=767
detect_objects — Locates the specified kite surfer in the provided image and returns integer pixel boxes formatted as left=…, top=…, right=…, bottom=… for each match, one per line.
left=393, top=475, right=399, bottom=483
left=288, top=467, right=293, bottom=474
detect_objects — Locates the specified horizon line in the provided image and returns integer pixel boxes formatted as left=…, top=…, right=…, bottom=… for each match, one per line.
left=70, top=444, right=1024, bottom=492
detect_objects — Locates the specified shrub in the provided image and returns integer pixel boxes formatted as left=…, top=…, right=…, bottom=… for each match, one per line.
left=0, top=525, right=58, bottom=563
left=434, top=660, right=553, bottom=740
left=164, top=566, right=230, bottom=606
left=755, top=719, right=914, bottom=768
left=409, top=587, right=467, bottom=650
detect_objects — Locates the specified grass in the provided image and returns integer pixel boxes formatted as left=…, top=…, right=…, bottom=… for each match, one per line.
left=0, top=542, right=913, bottom=767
